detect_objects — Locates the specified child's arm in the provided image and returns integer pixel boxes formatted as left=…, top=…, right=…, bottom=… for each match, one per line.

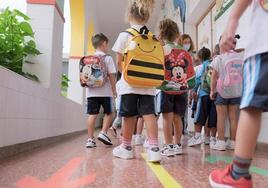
left=221, top=0, right=252, bottom=53
left=108, top=73, right=117, bottom=98
left=210, top=69, right=218, bottom=100
left=116, top=53, right=123, bottom=73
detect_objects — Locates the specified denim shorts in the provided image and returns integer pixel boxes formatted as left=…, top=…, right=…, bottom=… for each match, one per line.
left=215, top=94, right=241, bottom=105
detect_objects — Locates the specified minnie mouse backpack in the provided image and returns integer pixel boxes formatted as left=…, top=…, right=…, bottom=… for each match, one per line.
left=157, top=44, right=195, bottom=95
left=79, top=55, right=107, bottom=88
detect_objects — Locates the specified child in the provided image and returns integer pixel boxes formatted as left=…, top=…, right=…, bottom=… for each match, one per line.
left=112, top=0, right=161, bottom=162
left=188, top=47, right=217, bottom=147
left=210, top=40, right=243, bottom=151
left=133, top=117, right=146, bottom=145
left=81, top=33, right=117, bottom=148
left=209, top=0, right=268, bottom=187
left=178, top=34, right=195, bottom=53
left=109, top=81, right=122, bottom=137
left=157, top=18, right=186, bottom=156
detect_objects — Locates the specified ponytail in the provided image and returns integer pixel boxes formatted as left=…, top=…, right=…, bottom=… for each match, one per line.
left=127, top=0, right=155, bottom=23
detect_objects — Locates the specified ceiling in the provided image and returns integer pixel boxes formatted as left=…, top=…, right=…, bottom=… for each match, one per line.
left=89, top=0, right=165, bottom=48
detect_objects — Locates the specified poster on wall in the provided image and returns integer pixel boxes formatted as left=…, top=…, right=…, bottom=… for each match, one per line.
left=215, top=0, right=234, bottom=21
left=159, top=0, right=183, bottom=33
left=197, top=12, right=212, bottom=50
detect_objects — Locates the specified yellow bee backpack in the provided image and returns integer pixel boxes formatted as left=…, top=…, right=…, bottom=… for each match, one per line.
left=122, top=27, right=165, bottom=88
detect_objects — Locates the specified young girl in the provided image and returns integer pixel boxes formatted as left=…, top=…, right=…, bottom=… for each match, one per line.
left=188, top=47, right=217, bottom=147
left=112, top=0, right=161, bottom=162
left=210, top=0, right=268, bottom=186
left=157, top=19, right=186, bottom=156
left=210, top=40, right=243, bottom=151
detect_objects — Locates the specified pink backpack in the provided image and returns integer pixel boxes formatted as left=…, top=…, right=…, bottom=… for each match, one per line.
left=217, top=52, right=244, bottom=99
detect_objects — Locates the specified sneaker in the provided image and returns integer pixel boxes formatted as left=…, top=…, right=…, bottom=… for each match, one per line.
left=188, top=135, right=203, bottom=147
left=147, top=147, right=161, bottom=162
left=205, top=136, right=210, bottom=145
left=134, top=135, right=145, bottom=146
left=109, top=126, right=117, bottom=137
left=143, top=139, right=149, bottom=149
left=97, top=132, right=113, bottom=145
left=226, top=139, right=235, bottom=150
left=211, top=139, right=226, bottom=151
left=209, top=164, right=252, bottom=188
left=113, top=144, right=134, bottom=159
left=86, top=138, right=96, bottom=148
left=210, top=137, right=216, bottom=148
left=160, top=145, right=175, bottom=157
left=173, top=144, right=183, bottom=155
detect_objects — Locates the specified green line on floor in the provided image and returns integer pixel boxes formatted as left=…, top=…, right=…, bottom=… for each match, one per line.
left=141, top=154, right=183, bottom=188
left=206, top=155, right=268, bottom=177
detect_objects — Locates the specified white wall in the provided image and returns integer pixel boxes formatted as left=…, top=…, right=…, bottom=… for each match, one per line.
left=0, top=3, right=87, bottom=148
left=0, top=67, right=87, bottom=147
left=215, top=5, right=251, bottom=49
left=197, top=12, right=212, bottom=50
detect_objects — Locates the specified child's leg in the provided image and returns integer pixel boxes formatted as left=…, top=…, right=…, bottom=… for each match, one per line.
left=102, top=112, right=115, bottom=133
left=118, top=94, right=139, bottom=147
left=193, top=96, right=208, bottom=135
left=216, top=105, right=227, bottom=140
left=194, top=123, right=202, bottom=133
left=205, top=123, right=210, bottom=137
left=228, top=108, right=262, bottom=180
left=139, top=95, right=159, bottom=148
left=86, top=97, right=101, bottom=139
left=235, top=108, right=262, bottom=158
left=122, top=117, right=136, bottom=141
left=210, top=127, right=217, bottom=138
left=228, top=104, right=239, bottom=141
left=163, top=113, right=174, bottom=144
left=143, top=114, right=158, bottom=146
left=136, top=117, right=144, bottom=135
left=208, top=99, right=217, bottom=138
left=101, top=97, right=115, bottom=133
left=87, top=115, right=98, bottom=138
left=173, top=114, right=183, bottom=144
left=112, top=114, right=122, bottom=129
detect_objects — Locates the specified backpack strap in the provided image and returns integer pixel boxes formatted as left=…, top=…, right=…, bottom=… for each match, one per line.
left=123, top=27, right=154, bottom=37
left=123, top=28, right=140, bottom=36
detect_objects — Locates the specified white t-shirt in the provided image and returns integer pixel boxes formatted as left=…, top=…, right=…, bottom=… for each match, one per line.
left=194, top=64, right=202, bottom=76
left=112, top=24, right=156, bottom=96
left=244, top=0, right=268, bottom=60
left=86, top=51, right=116, bottom=98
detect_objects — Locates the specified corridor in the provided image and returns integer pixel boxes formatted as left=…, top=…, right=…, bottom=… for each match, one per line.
left=1, top=132, right=268, bottom=188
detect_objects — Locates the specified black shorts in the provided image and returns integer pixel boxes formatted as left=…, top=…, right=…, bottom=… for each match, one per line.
left=119, top=94, right=155, bottom=117
left=87, top=97, right=113, bottom=115
left=194, top=95, right=217, bottom=128
left=157, top=92, right=187, bottom=117
left=241, top=52, right=268, bottom=112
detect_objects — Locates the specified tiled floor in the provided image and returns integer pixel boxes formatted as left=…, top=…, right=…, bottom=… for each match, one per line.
left=1, top=131, right=268, bottom=188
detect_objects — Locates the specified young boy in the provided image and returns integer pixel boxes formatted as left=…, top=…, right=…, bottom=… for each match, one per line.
left=209, top=0, right=268, bottom=187
left=188, top=48, right=217, bottom=147
left=81, top=33, right=117, bottom=148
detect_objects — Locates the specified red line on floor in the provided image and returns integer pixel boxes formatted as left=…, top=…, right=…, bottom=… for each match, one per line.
left=15, top=157, right=96, bottom=188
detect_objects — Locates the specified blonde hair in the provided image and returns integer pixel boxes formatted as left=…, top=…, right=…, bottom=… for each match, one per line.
left=127, top=0, right=155, bottom=23
left=159, top=19, right=180, bottom=42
